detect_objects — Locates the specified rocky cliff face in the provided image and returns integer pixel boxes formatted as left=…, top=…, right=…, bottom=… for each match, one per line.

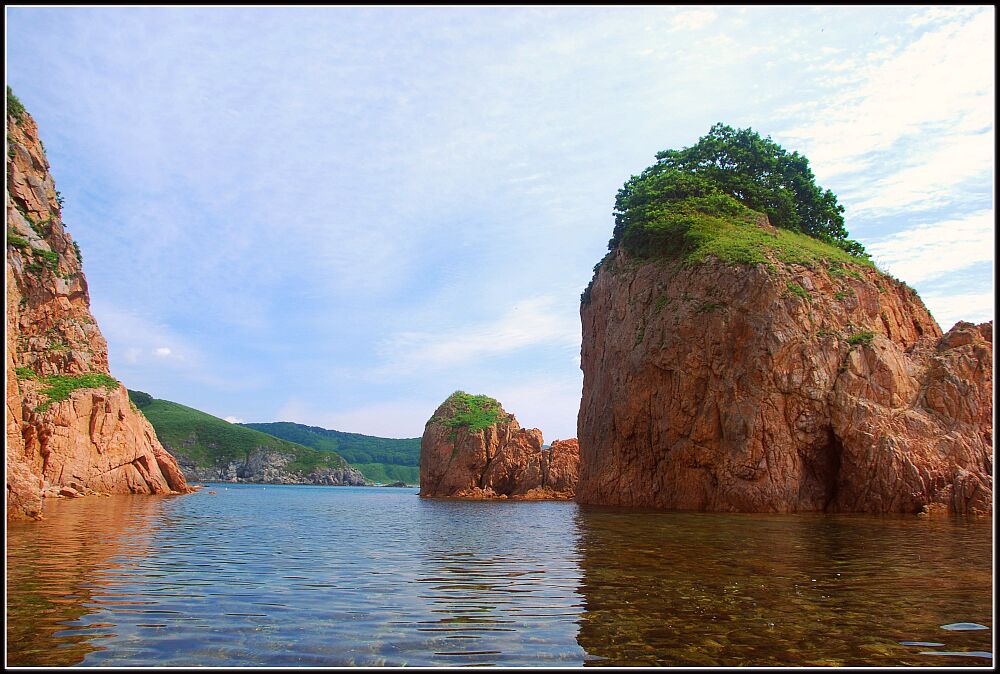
left=420, top=392, right=580, bottom=499
left=171, top=446, right=367, bottom=485
left=6, top=99, right=190, bottom=520
left=578, top=245, right=992, bottom=514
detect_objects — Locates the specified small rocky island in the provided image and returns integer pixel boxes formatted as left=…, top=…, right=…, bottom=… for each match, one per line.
left=576, top=124, right=993, bottom=515
left=419, top=391, right=579, bottom=499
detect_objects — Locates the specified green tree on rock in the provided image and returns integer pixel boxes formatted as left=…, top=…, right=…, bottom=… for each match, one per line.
left=610, top=123, right=865, bottom=256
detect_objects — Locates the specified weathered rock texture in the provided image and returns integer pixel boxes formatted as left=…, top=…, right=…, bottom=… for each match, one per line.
left=170, top=446, right=367, bottom=486
left=6, top=104, right=190, bottom=520
left=578, top=247, right=992, bottom=514
left=420, top=395, right=580, bottom=499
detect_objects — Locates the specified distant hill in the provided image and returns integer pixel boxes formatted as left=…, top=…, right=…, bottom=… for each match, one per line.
left=127, top=391, right=364, bottom=485
left=242, top=421, right=421, bottom=485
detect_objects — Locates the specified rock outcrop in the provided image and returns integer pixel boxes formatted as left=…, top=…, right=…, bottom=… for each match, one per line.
left=578, top=244, right=992, bottom=514
left=419, top=392, right=580, bottom=499
left=6, top=96, right=191, bottom=520
left=170, top=446, right=367, bottom=486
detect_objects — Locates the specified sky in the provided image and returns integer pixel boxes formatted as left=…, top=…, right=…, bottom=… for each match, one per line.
left=5, top=6, right=994, bottom=439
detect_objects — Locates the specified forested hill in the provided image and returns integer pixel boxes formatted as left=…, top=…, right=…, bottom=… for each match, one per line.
left=242, top=421, right=421, bottom=485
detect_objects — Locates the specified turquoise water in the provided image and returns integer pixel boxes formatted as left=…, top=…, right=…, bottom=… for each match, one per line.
left=5, top=485, right=993, bottom=666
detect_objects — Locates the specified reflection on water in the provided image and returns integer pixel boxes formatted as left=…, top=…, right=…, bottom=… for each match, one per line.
left=574, top=507, right=992, bottom=666
left=5, top=486, right=992, bottom=666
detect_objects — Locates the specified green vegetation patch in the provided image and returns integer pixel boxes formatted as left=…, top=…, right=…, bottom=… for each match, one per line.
left=35, top=373, right=119, bottom=413
left=7, top=86, right=26, bottom=121
left=786, top=282, right=811, bottom=300
left=437, top=391, right=504, bottom=433
left=616, top=181, right=872, bottom=270
left=14, top=366, right=37, bottom=380
left=243, top=421, right=419, bottom=466
left=584, top=123, right=875, bottom=305
left=33, top=247, right=59, bottom=271
left=847, top=330, right=875, bottom=347
left=7, top=226, right=29, bottom=250
left=349, top=463, right=420, bottom=485
left=128, top=390, right=352, bottom=474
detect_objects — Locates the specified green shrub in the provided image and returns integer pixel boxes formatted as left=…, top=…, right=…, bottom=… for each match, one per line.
left=586, top=124, right=872, bottom=305
left=834, top=290, right=848, bottom=301
left=622, top=123, right=858, bottom=246
left=33, top=247, right=59, bottom=270
left=786, top=282, right=810, bottom=300
left=603, top=166, right=872, bottom=271
left=35, top=373, right=119, bottom=412
left=847, top=330, right=875, bottom=347
left=7, top=231, right=29, bottom=250
left=437, top=391, right=504, bottom=433
left=72, top=240, right=82, bottom=262
left=654, top=296, right=670, bottom=312
left=7, top=86, right=25, bottom=121
left=14, top=366, right=37, bottom=380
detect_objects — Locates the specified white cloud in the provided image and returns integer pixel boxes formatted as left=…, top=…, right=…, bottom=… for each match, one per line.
left=374, top=295, right=580, bottom=375
left=781, top=8, right=993, bottom=188
left=920, top=291, right=994, bottom=332
left=223, top=415, right=244, bottom=424
left=849, top=131, right=993, bottom=214
left=153, top=346, right=173, bottom=358
left=865, top=211, right=994, bottom=284
left=670, top=9, right=717, bottom=31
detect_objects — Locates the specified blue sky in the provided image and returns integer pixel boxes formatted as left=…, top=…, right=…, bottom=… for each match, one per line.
left=6, top=6, right=994, bottom=439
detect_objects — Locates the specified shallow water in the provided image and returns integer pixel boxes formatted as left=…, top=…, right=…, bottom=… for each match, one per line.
left=5, top=485, right=993, bottom=666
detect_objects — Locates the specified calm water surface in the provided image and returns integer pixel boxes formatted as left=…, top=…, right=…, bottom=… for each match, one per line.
left=6, top=485, right=993, bottom=666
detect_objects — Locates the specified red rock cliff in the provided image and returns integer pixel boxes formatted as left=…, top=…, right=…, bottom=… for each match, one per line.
left=6, top=99, right=190, bottom=520
left=578, top=246, right=992, bottom=514
left=419, top=392, right=579, bottom=499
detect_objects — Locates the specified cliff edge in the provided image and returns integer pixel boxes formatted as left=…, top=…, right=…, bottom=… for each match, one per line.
left=420, top=391, right=579, bottom=499
left=6, top=90, right=190, bottom=520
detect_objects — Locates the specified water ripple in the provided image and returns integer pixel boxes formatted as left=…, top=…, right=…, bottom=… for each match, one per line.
left=6, top=486, right=992, bottom=667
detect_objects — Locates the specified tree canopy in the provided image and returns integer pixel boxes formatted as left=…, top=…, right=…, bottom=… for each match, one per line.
left=609, top=123, right=866, bottom=257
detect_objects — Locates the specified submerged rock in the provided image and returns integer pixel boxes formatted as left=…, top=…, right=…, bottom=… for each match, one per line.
left=419, top=392, right=579, bottom=500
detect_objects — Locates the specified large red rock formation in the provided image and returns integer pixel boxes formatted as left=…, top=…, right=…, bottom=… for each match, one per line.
left=6, top=100, right=191, bottom=520
left=419, top=392, right=579, bottom=499
left=578, top=246, right=992, bottom=514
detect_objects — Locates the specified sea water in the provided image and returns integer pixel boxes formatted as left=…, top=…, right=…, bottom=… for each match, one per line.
left=5, top=484, right=992, bottom=666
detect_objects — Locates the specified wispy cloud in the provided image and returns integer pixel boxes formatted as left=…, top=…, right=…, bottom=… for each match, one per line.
left=669, top=9, right=717, bottom=32
left=8, top=7, right=991, bottom=437
left=920, top=291, right=994, bottom=332
left=374, top=295, right=580, bottom=375
left=849, top=131, right=993, bottom=214
left=780, top=7, right=993, bottom=192
left=865, top=211, right=994, bottom=284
